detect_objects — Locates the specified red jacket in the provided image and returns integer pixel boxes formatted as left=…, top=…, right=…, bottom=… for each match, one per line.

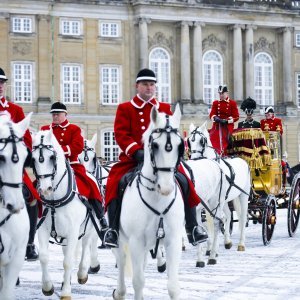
left=105, top=95, right=200, bottom=208
left=41, top=119, right=102, bottom=203
left=209, top=97, right=239, bottom=155
left=0, top=97, right=40, bottom=204
left=260, top=117, right=283, bottom=135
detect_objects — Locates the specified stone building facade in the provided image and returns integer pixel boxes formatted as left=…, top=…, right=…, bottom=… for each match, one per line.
left=0, top=0, right=300, bottom=164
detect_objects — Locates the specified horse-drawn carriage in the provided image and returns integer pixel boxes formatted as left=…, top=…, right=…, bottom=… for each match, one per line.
left=228, top=128, right=300, bottom=245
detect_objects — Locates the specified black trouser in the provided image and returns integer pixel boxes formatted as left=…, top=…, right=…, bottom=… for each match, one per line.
left=107, top=198, right=122, bottom=233
left=90, top=199, right=106, bottom=220
left=26, top=202, right=38, bottom=245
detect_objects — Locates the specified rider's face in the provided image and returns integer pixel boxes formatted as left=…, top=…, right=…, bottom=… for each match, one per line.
left=51, top=112, right=67, bottom=125
left=0, top=80, right=6, bottom=98
left=136, top=81, right=156, bottom=101
left=265, top=112, right=274, bottom=120
left=219, top=91, right=228, bottom=100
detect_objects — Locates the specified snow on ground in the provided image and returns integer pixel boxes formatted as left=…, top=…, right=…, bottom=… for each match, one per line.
left=15, top=209, right=300, bottom=300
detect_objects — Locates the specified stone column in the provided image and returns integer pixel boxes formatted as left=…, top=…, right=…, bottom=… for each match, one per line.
left=282, top=27, right=293, bottom=104
left=180, top=21, right=192, bottom=101
left=245, top=25, right=257, bottom=99
left=138, top=18, right=151, bottom=70
left=231, top=24, right=244, bottom=101
left=193, top=22, right=205, bottom=103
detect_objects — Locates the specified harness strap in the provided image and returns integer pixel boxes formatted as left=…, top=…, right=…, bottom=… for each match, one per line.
left=0, top=213, right=13, bottom=255
left=180, top=159, right=195, bottom=185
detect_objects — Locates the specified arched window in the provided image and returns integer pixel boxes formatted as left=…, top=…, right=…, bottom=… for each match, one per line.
left=149, top=47, right=171, bottom=103
left=202, top=50, right=223, bottom=104
left=254, top=52, right=274, bottom=106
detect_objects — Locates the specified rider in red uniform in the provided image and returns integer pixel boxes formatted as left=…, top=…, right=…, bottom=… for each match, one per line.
left=209, top=85, right=239, bottom=155
left=104, top=68, right=208, bottom=248
left=41, top=102, right=108, bottom=237
left=0, top=67, right=39, bottom=261
left=260, top=106, right=283, bottom=135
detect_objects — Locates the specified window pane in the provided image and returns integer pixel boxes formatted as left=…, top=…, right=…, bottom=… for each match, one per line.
left=62, top=65, right=81, bottom=104
left=13, top=63, right=33, bottom=103
left=101, top=67, right=120, bottom=105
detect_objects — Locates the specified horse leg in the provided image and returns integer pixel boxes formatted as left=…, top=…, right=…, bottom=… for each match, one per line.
left=207, top=218, right=220, bottom=265
left=77, top=235, right=92, bottom=284
left=112, top=247, right=126, bottom=300
left=61, top=232, right=78, bottom=299
left=38, top=226, right=54, bottom=296
left=127, top=238, right=147, bottom=300
left=88, top=232, right=100, bottom=274
left=223, top=202, right=233, bottom=249
left=237, top=195, right=248, bottom=251
left=156, top=244, right=166, bottom=273
left=165, top=237, right=182, bottom=300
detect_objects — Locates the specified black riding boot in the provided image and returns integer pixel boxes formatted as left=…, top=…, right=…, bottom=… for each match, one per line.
left=90, top=200, right=109, bottom=241
left=26, top=203, right=39, bottom=261
left=185, top=203, right=208, bottom=246
left=103, top=198, right=121, bottom=248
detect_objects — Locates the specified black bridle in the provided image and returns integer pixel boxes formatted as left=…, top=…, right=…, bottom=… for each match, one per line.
left=188, top=127, right=208, bottom=158
left=80, top=140, right=98, bottom=174
left=148, top=115, right=184, bottom=174
left=32, top=135, right=57, bottom=180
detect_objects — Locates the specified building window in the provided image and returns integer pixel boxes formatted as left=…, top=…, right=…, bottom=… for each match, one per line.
left=99, top=22, right=120, bottom=37
left=100, top=66, right=121, bottom=105
left=12, top=62, right=34, bottom=103
left=12, top=16, right=33, bottom=33
left=203, top=50, right=223, bottom=104
left=149, top=47, right=171, bottom=103
left=60, top=18, right=82, bottom=36
left=254, top=52, right=274, bottom=106
left=61, top=64, right=82, bottom=104
left=296, top=33, right=300, bottom=47
left=101, top=130, right=119, bottom=161
left=296, top=73, right=300, bottom=108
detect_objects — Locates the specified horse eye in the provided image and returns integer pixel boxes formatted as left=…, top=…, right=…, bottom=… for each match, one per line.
left=0, top=155, right=6, bottom=163
left=152, top=142, right=159, bottom=150
left=49, top=155, right=55, bottom=161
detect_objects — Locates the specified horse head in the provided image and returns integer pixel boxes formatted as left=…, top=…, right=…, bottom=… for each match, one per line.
left=32, top=129, right=65, bottom=198
left=143, top=104, right=183, bottom=196
left=78, top=133, right=98, bottom=174
left=0, top=112, right=32, bottom=213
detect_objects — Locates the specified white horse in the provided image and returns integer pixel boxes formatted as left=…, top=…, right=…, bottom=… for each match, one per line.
left=32, top=130, right=99, bottom=300
left=0, top=113, right=31, bottom=300
left=187, top=122, right=251, bottom=265
left=112, top=105, right=184, bottom=300
left=78, top=134, right=167, bottom=272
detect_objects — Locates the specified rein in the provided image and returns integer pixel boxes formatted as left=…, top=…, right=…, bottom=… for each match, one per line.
left=0, top=213, right=13, bottom=254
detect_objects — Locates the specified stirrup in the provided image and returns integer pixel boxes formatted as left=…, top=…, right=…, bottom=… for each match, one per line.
left=187, top=226, right=208, bottom=246
left=104, top=229, right=119, bottom=248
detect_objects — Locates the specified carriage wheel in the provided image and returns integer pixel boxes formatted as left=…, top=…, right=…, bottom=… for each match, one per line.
left=287, top=176, right=300, bottom=237
left=262, top=196, right=276, bottom=246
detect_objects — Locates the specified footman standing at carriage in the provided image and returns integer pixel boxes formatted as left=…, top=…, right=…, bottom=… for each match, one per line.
left=209, top=85, right=239, bottom=156
left=238, top=97, right=261, bottom=129
left=0, top=67, right=39, bottom=261
left=104, top=68, right=208, bottom=248
left=41, top=102, right=108, bottom=238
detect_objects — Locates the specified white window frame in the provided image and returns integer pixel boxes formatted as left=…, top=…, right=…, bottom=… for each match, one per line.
left=99, top=21, right=120, bottom=37
left=149, top=47, right=171, bottom=103
left=295, top=32, right=300, bottom=47
left=101, top=129, right=119, bottom=162
left=60, top=18, right=83, bottom=36
left=202, top=50, right=223, bottom=104
left=254, top=52, right=274, bottom=107
left=60, top=64, right=83, bottom=104
left=11, top=16, right=34, bottom=33
left=100, top=65, right=121, bottom=105
left=296, top=72, right=300, bottom=108
left=11, top=61, right=35, bottom=103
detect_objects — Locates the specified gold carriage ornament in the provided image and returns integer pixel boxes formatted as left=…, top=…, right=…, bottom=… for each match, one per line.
left=264, top=123, right=270, bottom=131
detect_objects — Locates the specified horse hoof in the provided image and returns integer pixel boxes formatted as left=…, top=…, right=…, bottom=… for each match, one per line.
left=78, top=275, right=88, bottom=284
left=196, top=261, right=205, bottom=268
left=157, top=262, right=166, bottom=273
left=225, top=242, right=233, bottom=249
left=42, top=285, right=54, bottom=296
left=205, top=250, right=210, bottom=256
left=88, top=264, right=100, bottom=274
left=182, top=246, right=186, bottom=251
left=237, top=245, right=245, bottom=251
left=207, top=258, right=217, bottom=265
left=60, top=297, right=71, bottom=300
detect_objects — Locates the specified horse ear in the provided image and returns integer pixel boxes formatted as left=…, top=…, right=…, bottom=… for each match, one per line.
left=189, top=123, right=195, bottom=133
left=91, top=133, right=97, bottom=147
left=199, top=121, right=207, bottom=132
left=173, top=104, right=182, bottom=124
left=150, top=106, right=158, bottom=124
left=17, top=112, right=32, bottom=135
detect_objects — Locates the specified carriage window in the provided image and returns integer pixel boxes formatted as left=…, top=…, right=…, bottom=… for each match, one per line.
left=12, top=62, right=34, bottom=103
left=149, top=47, right=171, bottom=103
left=61, top=64, right=82, bottom=104
left=254, top=52, right=274, bottom=106
left=100, top=65, right=121, bottom=105
left=102, top=130, right=119, bottom=161
left=202, top=50, right=223, bottom=105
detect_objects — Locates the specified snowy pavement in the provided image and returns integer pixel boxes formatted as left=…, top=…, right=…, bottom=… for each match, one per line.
left=15, top=209, right=300, bottom=300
